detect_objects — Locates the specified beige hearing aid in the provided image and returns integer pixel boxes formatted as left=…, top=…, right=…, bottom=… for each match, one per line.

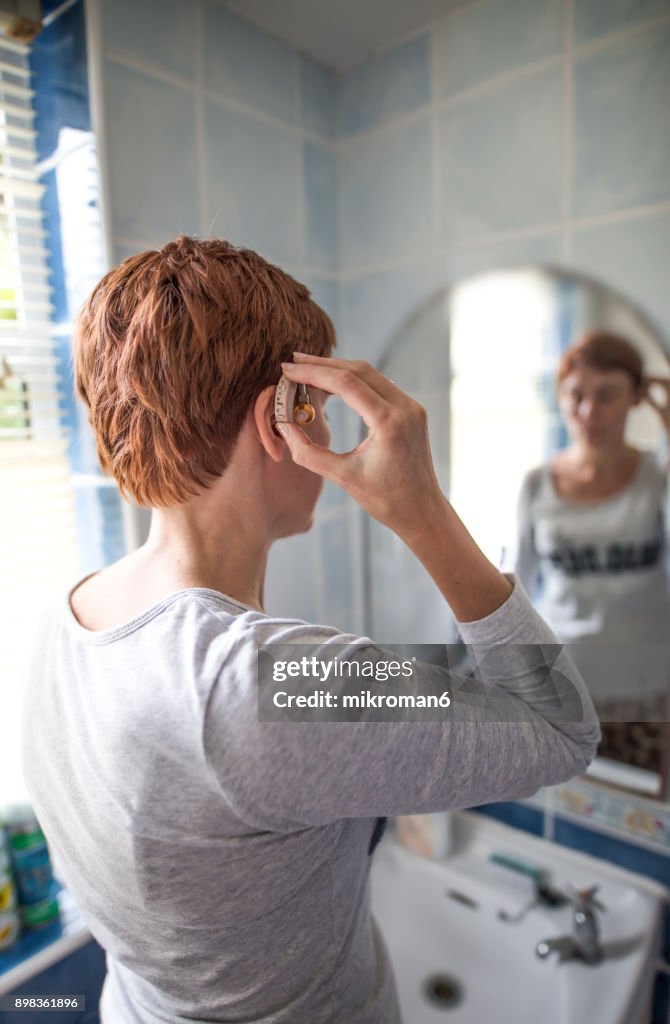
left=273, top=375, right=315, bottom=432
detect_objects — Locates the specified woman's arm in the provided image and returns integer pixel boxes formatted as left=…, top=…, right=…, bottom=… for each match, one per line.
left=203, top=356, right=599, bottom=830
left=277, top=353, right=511, bottom=622
left=510, top=469, right=542, bottom=600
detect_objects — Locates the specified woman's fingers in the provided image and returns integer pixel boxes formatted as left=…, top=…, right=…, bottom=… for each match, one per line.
left=280, top=359, right=397, bottom=429
left=276, top=422, right=349, bottom=483
left=291, top=351, right=403, bottom=405
left=275, top=353, right=440, bottom=534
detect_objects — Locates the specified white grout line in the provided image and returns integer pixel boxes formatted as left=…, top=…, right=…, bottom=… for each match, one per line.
left=293, top=52, right=308, bottom=268
left=329, top=190, right=670, bottom=282
left=194, top=0, right=208, bottom=237
left=571, top=199, right=670, bottom=231
left=331, top=12, right=670, bottom=147
left=102, top=48, right=336, bottom=151
left=560, top=0, right=573, bottom=264
left=571, top=11, right=670, bottom=58
left=83, top=0, right=113, bottom=272
left=430, top=23, right=440, bottom=256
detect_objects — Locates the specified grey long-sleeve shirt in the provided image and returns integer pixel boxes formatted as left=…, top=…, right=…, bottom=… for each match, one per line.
left=21, top=574, right=599, bottom=1024
left=510, top=452, right=670, bottom=702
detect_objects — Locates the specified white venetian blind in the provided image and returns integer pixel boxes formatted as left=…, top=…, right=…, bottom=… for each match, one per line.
left=0, top=35, right=81, bottom=803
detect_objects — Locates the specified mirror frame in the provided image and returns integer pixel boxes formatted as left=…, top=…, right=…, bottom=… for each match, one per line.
left=362, top=262, right=670, bottom=811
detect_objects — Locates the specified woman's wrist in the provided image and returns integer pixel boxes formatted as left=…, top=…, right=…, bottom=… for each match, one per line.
left=398, top=494, right=514, bottom=622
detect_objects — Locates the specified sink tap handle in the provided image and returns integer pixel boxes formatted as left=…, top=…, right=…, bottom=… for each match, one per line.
left=567, top=883, right=606, bottom=913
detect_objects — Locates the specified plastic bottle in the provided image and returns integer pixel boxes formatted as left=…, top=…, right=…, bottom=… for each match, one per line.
left=0, top=817, right=21, bottom=949
left=3, top=804, right=59, bottom=930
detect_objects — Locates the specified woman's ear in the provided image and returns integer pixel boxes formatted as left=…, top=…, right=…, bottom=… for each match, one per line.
left=254, top=385, right=285, bottom=462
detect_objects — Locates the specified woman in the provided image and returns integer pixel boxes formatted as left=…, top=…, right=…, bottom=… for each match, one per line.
left=22, top=236, right=599, bottom=1024
left=512, top=330, right=670, bottom=776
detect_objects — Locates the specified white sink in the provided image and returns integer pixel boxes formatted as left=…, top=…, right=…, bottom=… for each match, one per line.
left=370, top=812, right=667, bottom=1024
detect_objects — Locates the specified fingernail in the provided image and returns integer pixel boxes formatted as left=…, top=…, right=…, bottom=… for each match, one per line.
left=276, top=423, right=289, bottom=438
left=281, top=361, right=294, bottom=371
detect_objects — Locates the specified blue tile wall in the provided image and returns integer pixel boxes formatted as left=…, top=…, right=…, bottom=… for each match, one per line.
left=438, top=66, right=563, bottom=247
left=202, top=2, right=296, bottom=124
left=572, top=23, right=670, bottom=218
left=203, top=101, right=300, bottom=265
left=436, top=0, right=563, bottom=98
left=101, top=0, right=196, bottom=79
left=572, top=211, right=670, bottom=341
left=442, top=233, right=563, bottom=283
left=339, top=116, right=433, bottom=270
left=300, top=56, right=336, bottom=139
left=573, top=0, right=670, bottom=46
left=316, top=514, right=352, bottom=618
left=337, top=34, right=431, bottom=137
left=105, top=61, right=199, bottom=243
left=340, top=261, right=444, bottom=363
left=303, top=142, right=338, bottom=271
left=469, top=800, right=545, bottom=837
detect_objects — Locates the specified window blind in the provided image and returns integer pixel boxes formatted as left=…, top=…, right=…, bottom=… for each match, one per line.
left=0, top=36, right=81, bottom=804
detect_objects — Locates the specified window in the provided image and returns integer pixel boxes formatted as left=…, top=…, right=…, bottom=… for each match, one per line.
left=0, top=34, right=81, bottom=804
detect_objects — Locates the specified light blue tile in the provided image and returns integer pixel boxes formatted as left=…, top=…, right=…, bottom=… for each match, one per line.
left=202, top=2, right=295, bottom=124
left=436, top=0, right=563, bottom=98
left=113, top=243, right=144, bottom=270
left=340, top=261, right=445, bottom=366
left=105, top=61, right=199, bottom=241
left=571, top=211, right=670, bottom=348
left=573, top=24, right=670, bottom=218
left=300, top=275, right=339, bottom=329
left=337, top=34, right=431, bottom=136
left=317, top=513, right=352, bottom=616
left=339, top=116, right=433, bottom=271
left=303, top=142, right=337, bottom=272
left=438, top=67, right=563, bottom=247
left=203, top=101, right=300, bottom=265
left=264, top=533, right=321, bottom=621
left=444, top=233, right=563, bottom=282
left=101, top=0, right=196, bottom=79
left=573, top=0, right=670, bottom=46
left=300, top=56, right=336, bottom=138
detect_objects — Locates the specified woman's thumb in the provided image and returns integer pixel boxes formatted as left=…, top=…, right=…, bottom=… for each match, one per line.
left=276, top=421, right=339, bottom=481
left=276, top=421, right=311, bottom=455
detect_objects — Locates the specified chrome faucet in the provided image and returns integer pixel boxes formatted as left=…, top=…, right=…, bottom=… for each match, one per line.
left=536, top=886, right=605, bottom=965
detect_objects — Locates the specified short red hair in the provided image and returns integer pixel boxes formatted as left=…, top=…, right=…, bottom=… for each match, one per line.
left=73, top=236, right=336, bottom=507
left=557, top=331, right=643, bottom=390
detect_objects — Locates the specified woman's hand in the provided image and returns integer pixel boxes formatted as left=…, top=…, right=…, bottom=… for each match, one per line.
left=276, top=352, right=445, bottom=539
left=278, top=352, right=513, bottom=621
left=643, top=376, right=670, bottom=438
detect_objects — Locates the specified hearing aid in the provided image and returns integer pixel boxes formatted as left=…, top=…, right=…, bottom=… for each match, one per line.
left=272, top=375, right=316, bottom=434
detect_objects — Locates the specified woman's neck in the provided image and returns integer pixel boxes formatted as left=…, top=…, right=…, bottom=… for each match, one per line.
left=563, top=442, right=636, bottom=480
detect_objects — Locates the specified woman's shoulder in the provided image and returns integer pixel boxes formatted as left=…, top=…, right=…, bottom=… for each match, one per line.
left=518, top=464, right=547, bottom=504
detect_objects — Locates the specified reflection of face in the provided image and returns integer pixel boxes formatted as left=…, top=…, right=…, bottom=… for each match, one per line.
left=558, top=366, right=639, bottom=447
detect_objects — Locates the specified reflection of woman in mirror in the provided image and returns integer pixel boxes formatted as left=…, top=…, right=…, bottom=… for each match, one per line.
left=512, top=331, right=670, bottom=780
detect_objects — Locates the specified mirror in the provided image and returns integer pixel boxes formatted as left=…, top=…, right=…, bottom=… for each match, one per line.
left=364, top=266, right=670, bottom=802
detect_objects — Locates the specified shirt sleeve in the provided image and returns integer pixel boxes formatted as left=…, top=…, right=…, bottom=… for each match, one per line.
left=507, top=468, right=542, bottom=600
left=202, top=577, right=601, bottom=831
